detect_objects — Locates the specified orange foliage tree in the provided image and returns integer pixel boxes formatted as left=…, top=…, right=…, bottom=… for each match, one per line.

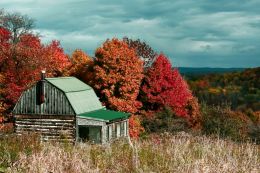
left=93, top=38, right=144, bottom=138
left=0, top=101, right=5, bottom=123
left=65, top=49, right=94, bottom=83
left=186, top=97, right=201, bottom=129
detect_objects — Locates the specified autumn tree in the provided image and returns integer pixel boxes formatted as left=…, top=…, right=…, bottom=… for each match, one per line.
left=140, top=54, right=193, bottom=117
left=186, top=97, right=201, bottom=129
left=0, top=10, right=34, bottom=43
left=0, top=27, right=11, bottom=68
left=123, top=37, right=157, bottom=67
left=0, top=73, right=6, bottom=122
left=65, top=49, right=94, bottom=83
left=0, top=11, right=70, bottom=113
left=93, top=38, right=144, bottom=138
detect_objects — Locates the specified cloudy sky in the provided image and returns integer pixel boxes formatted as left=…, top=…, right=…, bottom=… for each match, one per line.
left=1, top=0, right=260, bottom=67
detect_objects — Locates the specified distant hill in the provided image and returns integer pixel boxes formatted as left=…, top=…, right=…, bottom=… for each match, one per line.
left=187, top=67, right=260, bottom=111
left=178, top=67, right=245, bottom=75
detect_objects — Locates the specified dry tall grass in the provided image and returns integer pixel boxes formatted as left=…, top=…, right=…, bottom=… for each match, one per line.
left=4, top=133, right=260, bottom=173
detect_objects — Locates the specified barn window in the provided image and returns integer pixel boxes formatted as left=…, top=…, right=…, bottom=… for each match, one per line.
left=107, top=126, right=109, bottom=141
left=116, top=123, right=120, bottom=137
left=112, top=123, right=116, bottom=138
left=125, top=121, right=128, bottom=136
left=124, top=121, right=127, bottom=136
left=107, top=125, right=112, bottom=141
left=120, top=122, right=124, bottom=136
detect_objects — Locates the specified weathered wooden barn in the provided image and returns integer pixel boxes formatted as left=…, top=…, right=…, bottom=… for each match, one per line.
left=12, top=71, right=130, bottom=144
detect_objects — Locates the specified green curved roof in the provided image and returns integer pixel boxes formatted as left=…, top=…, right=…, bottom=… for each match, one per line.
left=45, top=77, right=129, bottom=121
left=46, top=77, right=103, bottom=114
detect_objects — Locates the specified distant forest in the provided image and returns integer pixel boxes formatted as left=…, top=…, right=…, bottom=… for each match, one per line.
left=186, top=67, right=260, bottom=112
left=179, top=67, right=245, bottom=76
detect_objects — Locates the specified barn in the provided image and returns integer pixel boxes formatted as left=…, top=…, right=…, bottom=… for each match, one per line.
left=12, top=71, right=130, bottom=144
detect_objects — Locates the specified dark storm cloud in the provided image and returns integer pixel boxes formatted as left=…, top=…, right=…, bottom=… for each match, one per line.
left=1, top=0, right=260, bottom=67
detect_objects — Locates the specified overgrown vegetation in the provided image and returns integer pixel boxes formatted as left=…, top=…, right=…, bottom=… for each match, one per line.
left=248, top=124, right=260, bottom=144
left=0, top=133, right=41, bottom=170
left=142, top=106, right=190, bottom=134
left=0, top=133, right=259, bottom=172
left=200, top=104, right=250, bottom=141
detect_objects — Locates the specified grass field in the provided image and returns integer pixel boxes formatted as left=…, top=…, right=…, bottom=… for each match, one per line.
left=1, top=132, right=259, bottom=173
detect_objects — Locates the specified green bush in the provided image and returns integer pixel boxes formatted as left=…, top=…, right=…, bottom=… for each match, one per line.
left=142, top=106, right=190, bottom=134
left=248, top=124, right=260, bottom=144
left=201, top=104, right=249, bottom=141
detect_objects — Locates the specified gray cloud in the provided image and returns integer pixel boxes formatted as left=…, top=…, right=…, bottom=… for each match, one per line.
left=1, top=0, right=260, bottom=67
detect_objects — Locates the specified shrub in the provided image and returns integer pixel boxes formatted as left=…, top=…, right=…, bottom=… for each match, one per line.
left=186, top=97, right=201, bottom=129
left=142, top=106, right=190, bottom=134
left=248, top=111, right=260, bottom=144
left=0, top=123, right=13, bottom=134
left=129, top=115, right=145, bottom=139
left=201, top=104, right=250, bottom=141
left=248, top=124, right=260, bottom=144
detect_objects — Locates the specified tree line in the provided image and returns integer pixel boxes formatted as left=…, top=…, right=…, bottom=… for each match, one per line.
left=0, top=10, right=200, bottom=138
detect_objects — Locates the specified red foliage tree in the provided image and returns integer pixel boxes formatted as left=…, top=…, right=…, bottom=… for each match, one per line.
left=0, top=101, right=6, bottom=123
left=93, top=38, right=144, bottom=138
left=0, top=27, right=11, bottom=69
left=0, top=31, right=70, bottom=106
left=140, top=54, right=193, bottom=117
left=0, top=11, right=70, bottom=109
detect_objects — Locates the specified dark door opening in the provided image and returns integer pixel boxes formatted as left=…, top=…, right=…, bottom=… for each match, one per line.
left=79, top=126, right=89, bottom=142
left=79, top=126, right=102, bottom=143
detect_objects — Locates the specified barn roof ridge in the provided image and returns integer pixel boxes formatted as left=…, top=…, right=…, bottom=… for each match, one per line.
left=45, top=77, right=92, bottom=93
left=45, top=76, right=75, bottom=79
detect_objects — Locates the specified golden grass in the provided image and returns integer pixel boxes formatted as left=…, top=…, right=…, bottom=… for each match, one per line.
left=5, top=133, right=260, bottom=173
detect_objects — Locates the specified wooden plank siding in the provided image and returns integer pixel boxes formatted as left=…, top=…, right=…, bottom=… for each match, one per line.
left=13, top=82, right=75, bottom=115
left=15, top=114, right=76, bottom=142
left=13, top=81, right=76, bottom=142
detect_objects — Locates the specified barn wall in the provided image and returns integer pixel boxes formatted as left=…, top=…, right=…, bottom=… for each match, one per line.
left=13, top=82, right=75, bottom=115
left=106, top=119, right=129, bottom=142
left=15, top=114, right=76, bottom=142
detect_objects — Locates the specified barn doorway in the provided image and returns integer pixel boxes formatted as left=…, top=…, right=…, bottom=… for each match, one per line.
left=78, top=126, right=102, bottom=144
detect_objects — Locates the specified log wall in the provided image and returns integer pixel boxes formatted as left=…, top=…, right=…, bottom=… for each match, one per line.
left=15, top=114, right=76, bottom=142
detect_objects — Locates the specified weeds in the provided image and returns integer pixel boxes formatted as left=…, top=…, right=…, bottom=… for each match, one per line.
left=0, top=133, right=41, bottom=170
left=1, top=133, right=259, bottom=173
